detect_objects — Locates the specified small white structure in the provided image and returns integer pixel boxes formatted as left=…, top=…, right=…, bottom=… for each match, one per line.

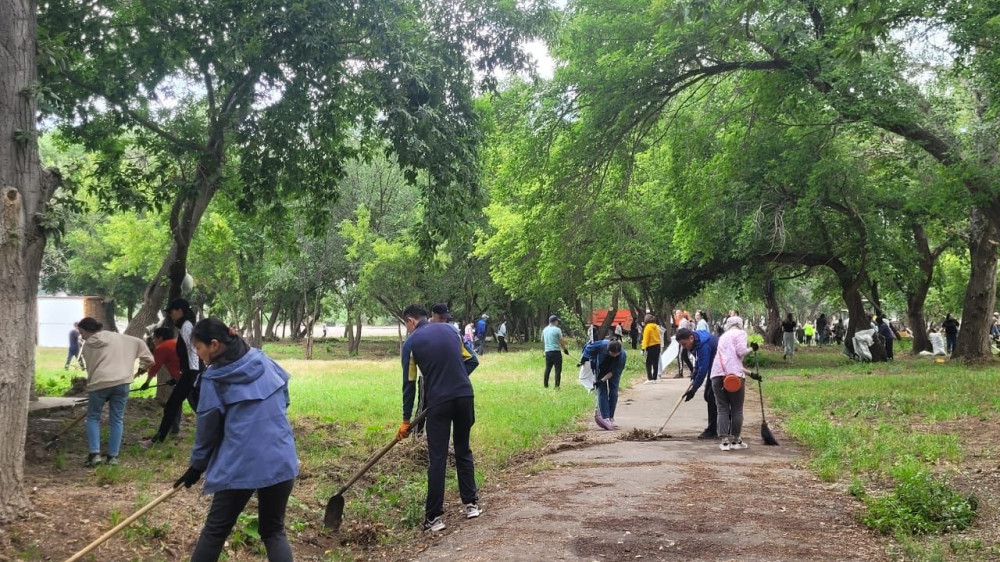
left=37, top=295, right=105, bottom=347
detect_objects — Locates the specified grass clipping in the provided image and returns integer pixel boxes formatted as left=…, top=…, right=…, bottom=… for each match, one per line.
left=853, top=463, right=977, bottom=536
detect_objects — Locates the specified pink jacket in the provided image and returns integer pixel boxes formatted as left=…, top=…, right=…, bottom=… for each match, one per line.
left=710, top=328, right=749, bottom=378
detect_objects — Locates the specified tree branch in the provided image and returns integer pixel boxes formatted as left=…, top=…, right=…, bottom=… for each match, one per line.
left=59, top=72, right=208, bottom=155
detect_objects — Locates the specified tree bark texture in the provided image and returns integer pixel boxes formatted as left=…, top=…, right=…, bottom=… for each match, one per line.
left=905, top=224, right=938, bottom=354
left=953, top=209, right=999, bottom=361
left=763, top=275, right=783, bottom=346
left=0, top=0, right=59, bottom=521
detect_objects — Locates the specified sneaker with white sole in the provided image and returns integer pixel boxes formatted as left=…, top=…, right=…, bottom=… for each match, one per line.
left=422, top=516, right=446, bottom=532
left=731, top=438, right=748, bottom=450
left=86, top=453, right=104, bottom=467
left=464, top=503, right=482, bottom=519
left=719, top=440, right=731, bottom=451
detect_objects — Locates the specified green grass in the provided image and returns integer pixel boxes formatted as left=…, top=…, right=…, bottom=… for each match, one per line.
left=761, top=347, right=988, bottom=551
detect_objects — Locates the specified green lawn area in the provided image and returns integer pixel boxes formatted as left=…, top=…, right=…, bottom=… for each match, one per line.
left=760, top=345, right=998, bottom=560
left=30, top=342, right=605, bottom=559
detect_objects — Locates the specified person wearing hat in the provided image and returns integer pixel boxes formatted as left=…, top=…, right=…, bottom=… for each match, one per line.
left=675, top=326, right=720, bottom=439
left=711, top=316, right=751, bottom=451
left=541, top=315, right=570, bottom=388
left=474, top=314, right=488, bottom=355
left=143, top=298, right=203, bottom=447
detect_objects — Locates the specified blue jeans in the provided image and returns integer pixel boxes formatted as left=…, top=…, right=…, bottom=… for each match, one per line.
left=87, top=383, right=130, bottom=456
left=596, top=371, right=621, bottom=419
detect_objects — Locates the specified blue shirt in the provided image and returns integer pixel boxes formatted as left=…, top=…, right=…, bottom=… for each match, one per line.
left=401, top=321, right=474, bottom=420
left=475, top=319, right=487, bottom=338
left=190, top=348, right=298, bottom=495
left=542, top=325, right=564, bottom=352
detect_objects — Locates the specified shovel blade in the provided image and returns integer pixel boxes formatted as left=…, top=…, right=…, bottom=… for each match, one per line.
left=323, top=494, right=345, bottom=531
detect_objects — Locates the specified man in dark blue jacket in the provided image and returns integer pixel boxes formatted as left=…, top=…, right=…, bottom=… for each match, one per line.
left=579, top=339, right=627, bottom=430
left=474, top=314, right=488, bottom=355
left=399, top=305, right=480, bottom=533
left=675, top=328, right=720, bottom=439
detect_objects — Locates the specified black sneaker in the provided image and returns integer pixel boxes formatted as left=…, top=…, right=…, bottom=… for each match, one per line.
left=697, top=430, right=717, bottom=440
left=104, top=454, right=119, bottom=466
left=85, top=453, right=103, bottom=467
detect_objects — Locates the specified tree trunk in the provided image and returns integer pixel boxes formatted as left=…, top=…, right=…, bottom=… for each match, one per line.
left=953, top=209, right=999, bottom=361
left=124, top=135, right=223, bottom=337
left=264, top=300, right=281, bottom=340
left=351, top=318, right=362, bottom=356
left=763, top=274, right=783, bottom=346
left=0, top=0, right=60, bottom=520
left=595, top=290, right=619, bottom=340
left=905, top=224, right=937, bottom=354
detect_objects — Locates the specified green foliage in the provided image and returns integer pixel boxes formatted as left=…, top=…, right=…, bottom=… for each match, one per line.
left=862, top=462, right=977, bottom=536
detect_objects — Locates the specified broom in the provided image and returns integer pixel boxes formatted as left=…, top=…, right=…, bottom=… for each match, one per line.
left=751, top=345, right=779, bottom=446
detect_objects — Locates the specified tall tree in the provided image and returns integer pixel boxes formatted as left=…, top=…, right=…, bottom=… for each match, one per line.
left=0, top=0, right=61, bottom=520
left=545, top=0, right=1000, bottom=359
left=40, top=0, right=553, bottom=336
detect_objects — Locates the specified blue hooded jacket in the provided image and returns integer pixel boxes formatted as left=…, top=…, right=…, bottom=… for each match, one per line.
left=688, top=329, right=719, bottom=393
left=580, top=340, right=627, bottom=379
left=190, top=348, right=298, bottom=494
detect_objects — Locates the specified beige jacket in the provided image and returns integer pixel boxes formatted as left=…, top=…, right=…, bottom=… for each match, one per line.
left=82, top=331, right=154, bottom=392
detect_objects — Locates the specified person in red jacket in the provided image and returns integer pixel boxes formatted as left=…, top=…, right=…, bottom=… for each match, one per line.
left=136, top=327, right=184, bottom=435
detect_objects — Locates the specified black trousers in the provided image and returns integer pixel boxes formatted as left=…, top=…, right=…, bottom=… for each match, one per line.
left=153, top=369, right=200, bottom=442
left=644, top=344, right=661, bottom=380
left=630, top=333, right=638, bottom=350
left=190, top=479, right=294, bottom=562
left=425, top=396, right=477, bottom=520
left=705, top=379, right=718, bottom=435
left=497, top=335, right=508, bottom=352
left=543, top=350, right=563, bottom=387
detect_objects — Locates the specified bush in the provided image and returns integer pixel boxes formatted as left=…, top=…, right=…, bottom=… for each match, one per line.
left=863, top=462, right=977, bottom=536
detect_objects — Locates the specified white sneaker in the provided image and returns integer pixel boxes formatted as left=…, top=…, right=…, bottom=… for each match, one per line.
left=422, top=516, right=446, bottom=532
left=731, top=438, right=748, bottom=450
left=464, top=503, right=482, bottom=519
left=719, top=440, right=731, bottom=451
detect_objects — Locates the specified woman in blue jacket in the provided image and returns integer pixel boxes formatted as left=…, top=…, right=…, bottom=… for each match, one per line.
left=174, top=318, right=298, bottom=562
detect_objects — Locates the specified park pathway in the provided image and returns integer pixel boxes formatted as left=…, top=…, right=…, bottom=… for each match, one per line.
left=405, top=377, right=888, bottom=561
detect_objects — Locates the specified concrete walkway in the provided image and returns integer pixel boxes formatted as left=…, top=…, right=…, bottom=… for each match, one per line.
left=409, top=378, right=887, bottom=561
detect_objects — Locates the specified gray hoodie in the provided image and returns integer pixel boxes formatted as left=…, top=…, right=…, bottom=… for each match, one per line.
left=82, top=331, right=154, bottom=392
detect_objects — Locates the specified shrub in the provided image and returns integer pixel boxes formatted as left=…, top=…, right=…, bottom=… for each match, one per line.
left=863, top=463, right=977, bottom=536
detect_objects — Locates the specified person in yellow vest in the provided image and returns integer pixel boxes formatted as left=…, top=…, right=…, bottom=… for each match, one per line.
left=641, top=314, right=662, bottom=381
left=803, top=322, right=815, bottom=346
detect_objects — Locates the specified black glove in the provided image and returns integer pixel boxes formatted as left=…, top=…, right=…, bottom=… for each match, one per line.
left=174, top=467, right=203, bottom=488
left=167, top=379, right=178, bottom=386
left=750, top=342, right=759, bottom=352
left=139, top=381, right=150, bottom=391
left=576, top=361, right=584, bottom=368
left=683, top=387, right=697, bottom=402
left=749, top=372, right=762, bottom=381
left=563, top=349, right=569, bottom=356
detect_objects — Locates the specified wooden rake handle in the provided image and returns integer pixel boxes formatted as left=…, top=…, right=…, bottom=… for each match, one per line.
left=334, top=409, right=428, bottom=497
left=65, top=486, right=181, bottom=562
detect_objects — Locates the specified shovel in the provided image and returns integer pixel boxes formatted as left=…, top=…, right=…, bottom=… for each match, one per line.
left=44, top=410, right=87, bottom=451
left=324, top=409, right=428, bottom=530
left=65, top=485, right=181, bottom=562
left=129, top=382, right=171, bottom=392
